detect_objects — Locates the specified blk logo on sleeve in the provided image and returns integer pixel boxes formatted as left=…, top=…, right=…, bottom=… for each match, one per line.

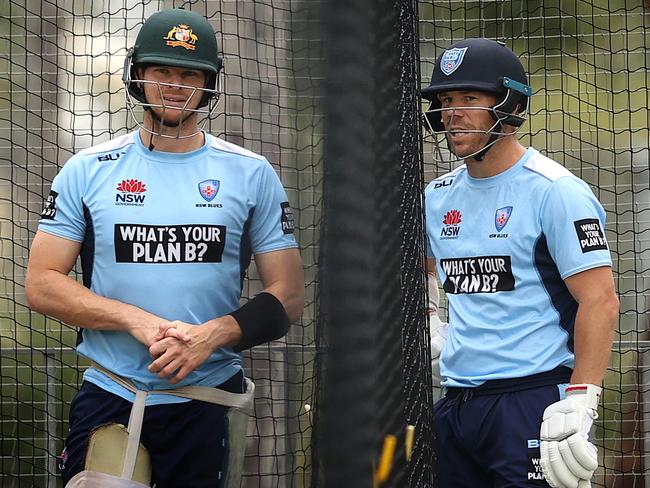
left=574, top=219, right=607, bottom=253
left=41, top=190, right=58, bottom=220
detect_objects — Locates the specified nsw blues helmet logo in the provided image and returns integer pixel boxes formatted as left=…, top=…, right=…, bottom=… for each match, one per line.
left=198, top=179, right=220, bottom=202
left=440, top=47, right=468, bottom=76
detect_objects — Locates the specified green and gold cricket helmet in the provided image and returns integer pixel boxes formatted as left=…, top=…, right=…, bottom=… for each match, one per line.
left=124, top=8, right=223, bottom=107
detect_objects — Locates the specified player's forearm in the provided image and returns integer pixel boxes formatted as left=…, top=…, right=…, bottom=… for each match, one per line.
left=200, top=315, right=243, bottom=350
left=570, top=295, right=618, bottom=385
left=208, top=285, right=301, bottom=351
left=26, top=269, right=165, bottom=343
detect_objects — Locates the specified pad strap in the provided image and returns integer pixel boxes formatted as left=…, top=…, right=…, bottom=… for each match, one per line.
left=90, top=362, right=255, bottom=481
left=122, top=390, right=147, bottom=479
left=92, top=362, right=255, bottom=414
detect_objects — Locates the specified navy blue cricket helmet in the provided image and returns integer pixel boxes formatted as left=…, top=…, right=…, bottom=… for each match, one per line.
left=422, top=38, right=532, bottom=132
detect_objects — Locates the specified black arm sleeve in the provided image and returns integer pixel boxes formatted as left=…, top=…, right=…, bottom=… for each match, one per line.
left=229, top=292, right=291, bottom=352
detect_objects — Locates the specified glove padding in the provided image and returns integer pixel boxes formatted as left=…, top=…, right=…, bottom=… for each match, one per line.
left=430, top=314, right=448, bottom=387
left=427, top=272, right=448, bottom=398
left=540, top=384, right=601, bottom=488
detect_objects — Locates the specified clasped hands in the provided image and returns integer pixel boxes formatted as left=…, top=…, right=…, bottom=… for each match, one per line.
left=146, top=320, right=217, bottom=385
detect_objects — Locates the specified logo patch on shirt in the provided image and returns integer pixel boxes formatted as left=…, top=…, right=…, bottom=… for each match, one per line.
left=440, top=255, right=515, bottom=294
left=433, top=178, right=453, bottom=189
left=114, top=224, right=226, bottom=263
left=97, top=151, right=124, bottom=162
left=440, top=209, right=462, bottom=239
left=280, top=201, right=295, bottom=234
left=116, top=179, right=147, bottom=206
left=440, top=47, right=468, bottom=76
left=58, top=446, right=68, bottom=471
left=41, top=190, right=58, bottom=220
left=495, top=206, right=513, bottom=232
left=574, top=218, right=607, bottom=253
left=198, top=179, right=220, bottom=202
left=526, top=453, right=546, bottom=484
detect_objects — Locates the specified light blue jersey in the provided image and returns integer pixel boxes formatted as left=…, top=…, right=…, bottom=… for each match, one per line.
left=425, top=148, right=612, bottom=388
left=39, top=131, right=298, bottom=404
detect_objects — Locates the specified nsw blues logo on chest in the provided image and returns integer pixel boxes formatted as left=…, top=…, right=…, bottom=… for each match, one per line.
left=489, top=206, right=513, bottom=239
left=198, top=179, right=220, bottom=202
left=196, top=179, right=223, bottom=209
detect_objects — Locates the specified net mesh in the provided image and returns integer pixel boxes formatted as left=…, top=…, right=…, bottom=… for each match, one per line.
left=420, top=1, right=650, bottom=485
left=2, top=0, right=649, bottom=486
left=314, top=1, right=433, bottom=486
left=0, top=1, right=321, bottom=486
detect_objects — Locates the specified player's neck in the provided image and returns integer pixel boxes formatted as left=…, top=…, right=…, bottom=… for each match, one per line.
left=139, top=126, right=205, bottom=153
left=464, top=137, right=527, bottom=179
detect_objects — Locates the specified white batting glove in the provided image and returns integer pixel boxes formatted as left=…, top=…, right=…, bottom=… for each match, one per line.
left=427, top=273, right=448, bottom=397
left=540, top=384, right=601, bottom=488
left=430, top=314, right=448, bottom=386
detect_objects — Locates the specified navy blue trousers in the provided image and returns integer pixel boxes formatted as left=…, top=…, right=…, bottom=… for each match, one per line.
left=60, top=371, right=244, bottom=488
left=433, top=383, right=565, bottom=487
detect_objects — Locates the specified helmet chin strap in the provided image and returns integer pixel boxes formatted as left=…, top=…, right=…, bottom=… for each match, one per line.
left=471, top=126, right=502, bottom=162
left=143, top=105, right=197, bottom=151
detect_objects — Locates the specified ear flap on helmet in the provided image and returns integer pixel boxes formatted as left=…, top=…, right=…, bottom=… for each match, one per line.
left=123, top=47, right=147, bottom=103
left=422, top=98, right=445, bottom=133
left=197, top=57, right=223, bottom=108
left=493, top=76, right=532, bottom=127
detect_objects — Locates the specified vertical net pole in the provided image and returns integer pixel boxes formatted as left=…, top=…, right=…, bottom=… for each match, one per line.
left=317, top=0, right=432, bottom=486
left=319, top=0, right=378, bottom=484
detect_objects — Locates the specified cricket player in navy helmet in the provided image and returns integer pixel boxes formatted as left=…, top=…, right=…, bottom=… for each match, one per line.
left=26, top=8, right=304, bottom=487
left=422, top=38, right=618, bottom=487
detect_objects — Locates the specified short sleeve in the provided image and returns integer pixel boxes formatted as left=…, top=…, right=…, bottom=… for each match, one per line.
left=38, top=156, right=87, bottom=242
left=540, top=176, right=612, bottom=279
left=249, top=161, right=298, bottom=254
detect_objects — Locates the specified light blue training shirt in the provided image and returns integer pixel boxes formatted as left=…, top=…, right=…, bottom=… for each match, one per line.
left=425, top=148, right=612, bottom=388
left=38, top=130, right=298, bottom=404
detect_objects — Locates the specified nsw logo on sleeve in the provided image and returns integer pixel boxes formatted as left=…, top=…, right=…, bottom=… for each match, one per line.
left=574, top=218, right=608, bottom=253
left=440, top=255, right=515, bottom=294
left=41, top=190, right=58, bottom=220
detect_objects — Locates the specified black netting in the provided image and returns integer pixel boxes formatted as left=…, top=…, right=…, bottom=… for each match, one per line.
left=3, top=1, right=648, bottom=486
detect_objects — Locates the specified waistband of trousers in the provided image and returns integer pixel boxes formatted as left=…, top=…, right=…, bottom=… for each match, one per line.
left=445, top=365, right=572, bottom=398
